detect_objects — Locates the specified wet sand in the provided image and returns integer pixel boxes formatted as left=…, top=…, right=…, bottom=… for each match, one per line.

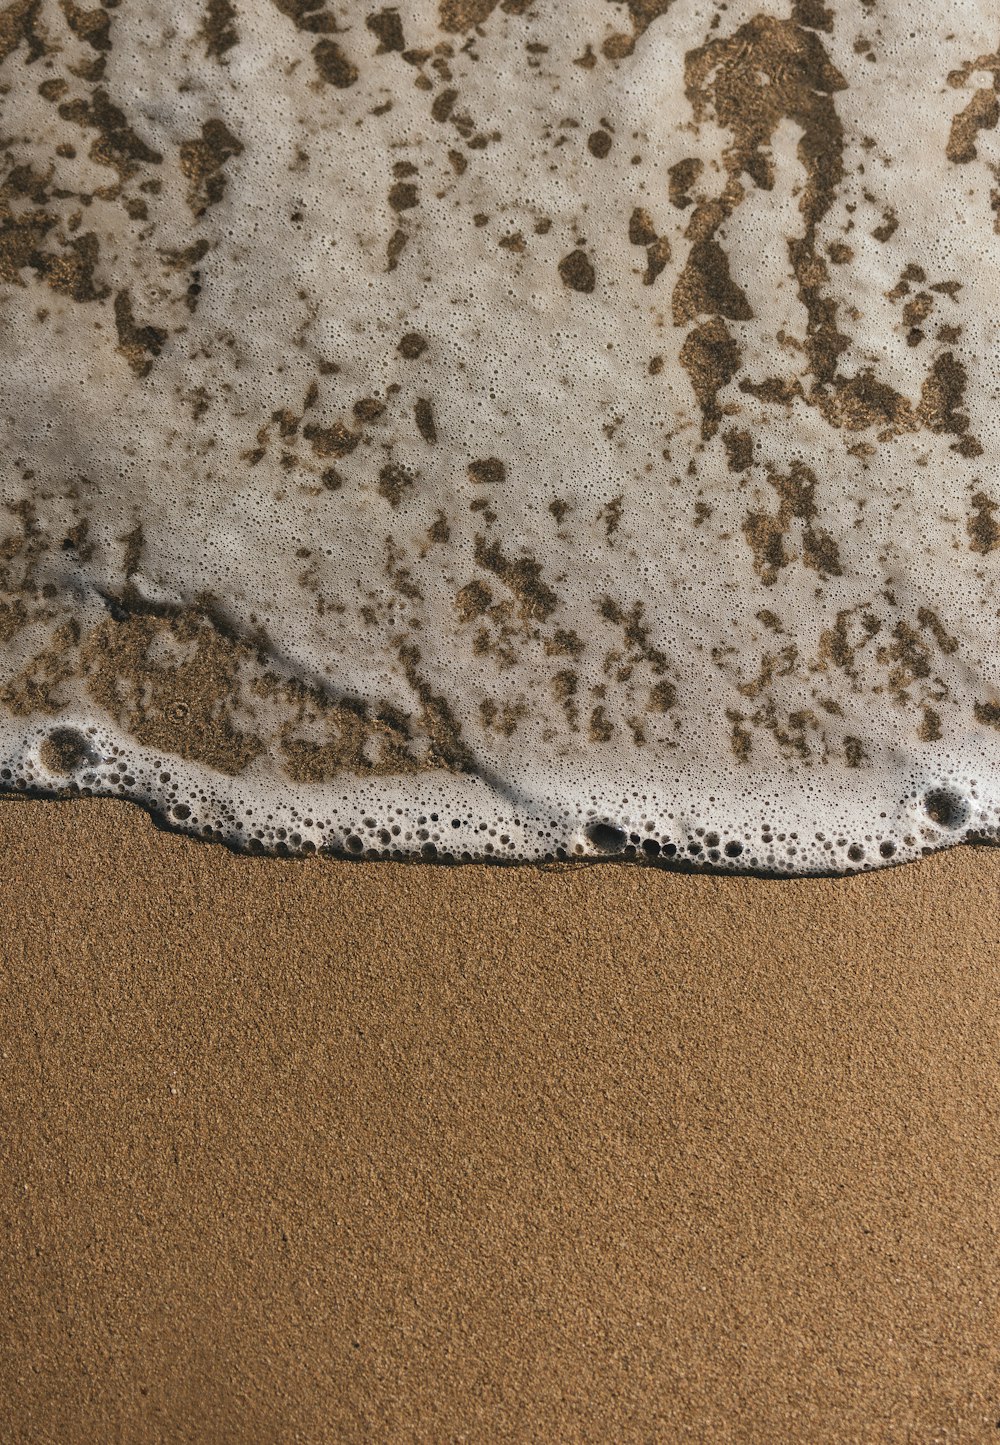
left=0, top=796, right=997, bottom=1442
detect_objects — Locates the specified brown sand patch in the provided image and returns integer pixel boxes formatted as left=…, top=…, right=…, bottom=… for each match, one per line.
left=0, top=797, right=997, bottom=1441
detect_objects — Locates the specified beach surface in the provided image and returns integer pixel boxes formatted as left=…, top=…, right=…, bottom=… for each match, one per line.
left=1, top=797, right=997, bottom=1442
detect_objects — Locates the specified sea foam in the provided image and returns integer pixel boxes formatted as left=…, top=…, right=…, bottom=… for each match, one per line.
left=2, top=0, right=1000, bottom=871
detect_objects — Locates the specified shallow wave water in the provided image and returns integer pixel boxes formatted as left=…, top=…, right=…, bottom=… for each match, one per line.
left=3, top=0, right=1000, bottom=871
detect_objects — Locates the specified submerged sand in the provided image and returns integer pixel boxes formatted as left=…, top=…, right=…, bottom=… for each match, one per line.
left=0, top=797, right=997, bottom=1441
left=7, top=3, right=1000, bottom=870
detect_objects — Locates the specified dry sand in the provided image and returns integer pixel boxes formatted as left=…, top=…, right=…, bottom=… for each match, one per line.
left=0, top=796, right=997, bottom=1443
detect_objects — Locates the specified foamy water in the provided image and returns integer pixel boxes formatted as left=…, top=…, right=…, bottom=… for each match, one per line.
left=2, top=0, right=1000, bottom=870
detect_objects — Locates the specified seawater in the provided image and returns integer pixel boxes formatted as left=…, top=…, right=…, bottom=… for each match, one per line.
left=2, top=0, right=1000, bottom=872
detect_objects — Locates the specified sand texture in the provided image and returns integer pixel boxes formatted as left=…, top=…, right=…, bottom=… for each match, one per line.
left=0, top=798, right=998, bottom=1442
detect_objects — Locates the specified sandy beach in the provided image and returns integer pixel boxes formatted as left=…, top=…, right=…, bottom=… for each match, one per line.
left=1, top=796, right=996, bottom=1441
left=3, top=1, right=1000, bottom=1438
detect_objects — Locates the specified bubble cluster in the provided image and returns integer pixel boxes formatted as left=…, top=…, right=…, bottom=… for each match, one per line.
left=1, top=0, right=1000, bottom=873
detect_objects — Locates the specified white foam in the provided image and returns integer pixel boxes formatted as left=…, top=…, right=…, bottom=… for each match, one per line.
left=2, top=0, right=1000, bottom=871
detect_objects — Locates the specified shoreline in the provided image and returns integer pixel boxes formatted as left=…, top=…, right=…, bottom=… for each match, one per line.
left=1, top=789, right=989, bottom=880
